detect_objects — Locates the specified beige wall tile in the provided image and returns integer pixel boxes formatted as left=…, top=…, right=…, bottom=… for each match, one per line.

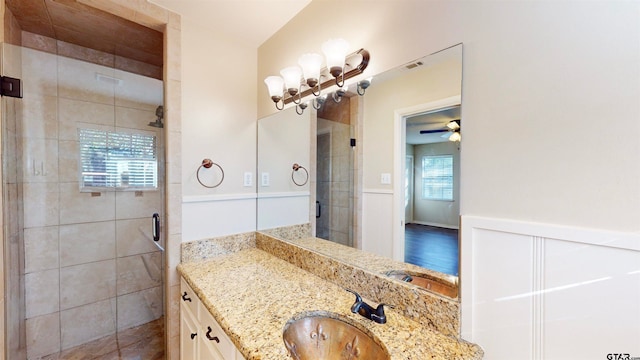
left=58, top=56, right=115, bottom=105
left=57, top=40, right=115, bottom=68
left=115, top=189, right=161, bottom=220
left=59, top=221, right=116, bottom=267
left=22, top=138, right=58, bottom=184
left=115, top=106, right=159, bottom=131
left=58, top=97, right=115, bottom=141
left=116, top=286, right=163, bottom=331
left=24, top=226, right=59, bottom=273
left=57, top=140, right=79, bottom=183
left=23, top=182, right=59, bottom=228
left=166, top=284, right=180, bottom=341
left=116, top=252, right=162, bottom=295
left=166, top=234, right=181, bottom=288
left=59, top=182, right=116, bottom=224
left=114, top=56, right=162, bottom=81
left=22, top=31, right=58, bottom=55
left=25, top=269, right=59, bottom=318
left=164, top=79, right=181, bottom=132
left=20, top=95, right=58, bottom=140
left=26, top=313, right=61, bottom=358
left=60, top=260, right=116, bottom=310
left=116, top=218, right=161, bottom=257
left=22, top=47, right=58, bottom=98
left=114, top=70, right=163, bottom=111
left=60, top=299, right=116, bottom=350
left=2, top=42, right=23, bottom=79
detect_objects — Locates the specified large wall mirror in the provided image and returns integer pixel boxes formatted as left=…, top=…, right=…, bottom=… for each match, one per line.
left=257, top=44, right=462, bottom=297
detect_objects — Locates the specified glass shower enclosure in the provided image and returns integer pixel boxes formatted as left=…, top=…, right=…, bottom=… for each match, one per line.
left=2, top=42, right=165, bottom=359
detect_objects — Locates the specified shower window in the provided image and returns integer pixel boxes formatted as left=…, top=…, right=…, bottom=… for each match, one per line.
left=78, top=128, right=158, bottom=190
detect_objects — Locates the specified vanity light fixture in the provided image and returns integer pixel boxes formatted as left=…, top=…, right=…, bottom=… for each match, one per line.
left=280, top=66, right=303, bottom=104
left=298, top=53, right=323, bottom=96
left=322, top=38, right=350, bottom=87
left=356, top=77, right=372, bottom=95
left=312, top=94, right=327, bottom=110
left=264, top=38, right=371, bottom=115
left=332, top=85, right=348, bottom=103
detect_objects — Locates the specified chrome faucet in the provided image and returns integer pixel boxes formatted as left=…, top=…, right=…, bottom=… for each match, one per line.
left=345, top=289, right=393, bottom=324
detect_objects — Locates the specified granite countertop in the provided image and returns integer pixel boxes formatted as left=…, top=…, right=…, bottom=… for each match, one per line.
left=178, top=247, right=483, bottom=360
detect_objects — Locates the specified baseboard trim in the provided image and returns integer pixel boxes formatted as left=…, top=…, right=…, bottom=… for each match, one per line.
left=408, top=220, right=459, bottom=230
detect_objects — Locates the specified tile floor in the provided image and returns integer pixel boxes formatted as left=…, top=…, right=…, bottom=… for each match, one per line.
left=39, top=318, right=164, bottom=360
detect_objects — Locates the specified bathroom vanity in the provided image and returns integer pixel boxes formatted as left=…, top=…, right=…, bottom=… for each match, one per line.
left=177, top=230, right=483, bottom=359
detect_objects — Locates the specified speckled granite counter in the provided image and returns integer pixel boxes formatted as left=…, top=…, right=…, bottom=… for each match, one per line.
left=178, top=247, right=483, bottom=359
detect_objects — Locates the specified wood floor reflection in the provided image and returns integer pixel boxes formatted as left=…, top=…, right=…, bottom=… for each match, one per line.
left=40, top=318, right=164, bottom=360
left=405, top=223, right=459, bottom=276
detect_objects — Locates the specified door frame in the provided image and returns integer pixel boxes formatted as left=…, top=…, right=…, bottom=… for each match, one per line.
left=392, top=95, right=461, bottom=262
left=405, top=155, right=414, bottom=223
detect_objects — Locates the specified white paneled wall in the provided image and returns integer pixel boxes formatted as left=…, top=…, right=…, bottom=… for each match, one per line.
left=182, top=194, right=257, bottom=241
left=461, top=216, right=640, bottom=359
left=361, top=191, right=394, bottom=258
left=256, top=192, right=309, bottom=231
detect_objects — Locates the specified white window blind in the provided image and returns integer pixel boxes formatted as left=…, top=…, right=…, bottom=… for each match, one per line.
left=421, top=155, right=453, bottom=201
left=79, top=128, right=157, bottom=190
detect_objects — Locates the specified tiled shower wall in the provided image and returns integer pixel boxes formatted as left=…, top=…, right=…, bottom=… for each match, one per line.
left=317, top=118, right=354, bottom=247
left=5, top=44, right=165, bottom=358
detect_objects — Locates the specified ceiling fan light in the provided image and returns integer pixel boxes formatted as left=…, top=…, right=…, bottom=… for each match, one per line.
left=449, top=132, right=461, bottom=142
left=446, top=120, right=460, bottom=131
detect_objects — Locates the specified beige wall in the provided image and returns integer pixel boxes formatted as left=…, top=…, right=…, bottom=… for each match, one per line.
left=362, top=55, right=462, bottom=190
left=181, top=20, right=256, bottom=198
left=259, top=1, right=640, bottom=233
left=180, top=20, right=257, bottom=241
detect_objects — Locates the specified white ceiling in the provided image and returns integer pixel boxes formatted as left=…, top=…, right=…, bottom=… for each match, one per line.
left=148, top=0, right=312, bottom=47
left=406, top=106, right=460, bottom=145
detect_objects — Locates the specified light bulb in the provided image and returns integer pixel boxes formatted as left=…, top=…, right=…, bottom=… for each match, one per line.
left=280, top=66, right=302, bottom=96
left=322, top=38, right=350, bottom=78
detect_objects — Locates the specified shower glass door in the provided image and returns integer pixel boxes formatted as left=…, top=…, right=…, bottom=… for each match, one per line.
left=2, top=42, right=165, bottom=359
left=316, top=118, right=355, bottom=247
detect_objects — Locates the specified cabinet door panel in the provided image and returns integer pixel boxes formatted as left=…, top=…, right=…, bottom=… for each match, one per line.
left=180, top=303, right=198, bottom=360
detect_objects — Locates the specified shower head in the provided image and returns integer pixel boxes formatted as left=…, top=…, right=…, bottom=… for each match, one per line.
left=148, top=105, right=164, bottom=128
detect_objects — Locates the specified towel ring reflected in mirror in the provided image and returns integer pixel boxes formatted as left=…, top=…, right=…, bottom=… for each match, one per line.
left=197, top=158, right=224, bottom=188
left=291, top=163, right=309, bottom=186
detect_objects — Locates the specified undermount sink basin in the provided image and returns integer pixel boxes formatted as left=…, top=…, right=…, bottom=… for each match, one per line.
left=385, top=270, right=458, bottom=299
left=283, top=312, right=390, bottom=360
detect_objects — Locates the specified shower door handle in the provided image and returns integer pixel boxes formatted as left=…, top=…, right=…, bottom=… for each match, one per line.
left=316, top=201, right=321, bottom=219
left=152, top=213, right=160, bottom=242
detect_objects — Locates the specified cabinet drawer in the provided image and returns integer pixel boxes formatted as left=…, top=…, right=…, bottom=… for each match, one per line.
left=198, top=300, right=236, bottom=360
left=180, top=278, right=199, bottom=317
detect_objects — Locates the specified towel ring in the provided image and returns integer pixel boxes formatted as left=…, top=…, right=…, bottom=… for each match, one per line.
left=197, top=158, right=224, bottom=188
left=291, top=163, right=309, bottom=186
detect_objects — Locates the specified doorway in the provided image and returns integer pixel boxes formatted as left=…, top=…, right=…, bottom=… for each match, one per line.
left=393, top=96, right=461, bottom=274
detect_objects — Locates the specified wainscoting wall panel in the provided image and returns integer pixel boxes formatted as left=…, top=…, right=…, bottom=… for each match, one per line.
left=257, top=192, right=310, bottom=231
left=182, top=194, right=257, bottom=241
left=461, top=216, right=640, bottom=359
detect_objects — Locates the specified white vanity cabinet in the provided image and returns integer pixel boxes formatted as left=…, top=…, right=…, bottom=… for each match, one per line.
left=180, top=278, right=245, bottom=360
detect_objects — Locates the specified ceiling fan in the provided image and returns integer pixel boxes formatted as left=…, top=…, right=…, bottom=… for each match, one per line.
left=419, top=119, right=461, bottom=141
